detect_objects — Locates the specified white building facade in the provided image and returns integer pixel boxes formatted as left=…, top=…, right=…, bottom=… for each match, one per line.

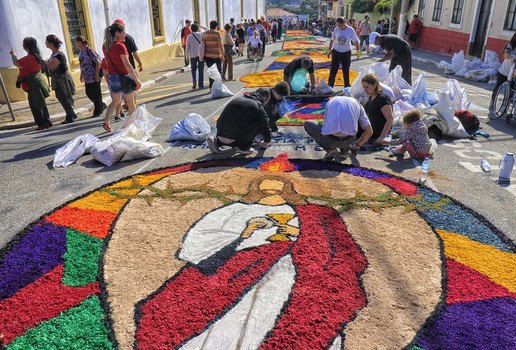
left=0, top=0, right=266, bottom=102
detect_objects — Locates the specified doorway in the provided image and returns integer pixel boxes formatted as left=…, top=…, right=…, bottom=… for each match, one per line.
left=469, top=0, right=492, bottom=57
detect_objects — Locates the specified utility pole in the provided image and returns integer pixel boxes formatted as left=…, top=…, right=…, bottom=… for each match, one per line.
left=388, top=1, right=394, bottom=34
left=398, top=0, right=410, bottom=38
left=318, top=0, right=322, bottom=19
left=102, top=0, right=111, bottom=27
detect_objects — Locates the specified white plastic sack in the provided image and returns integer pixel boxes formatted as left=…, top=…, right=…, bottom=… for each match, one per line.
left=455, top=59, right=471, bottom=78
left=369, top=32, right=379, bottom=46
left=119, top=105, right=162, bottom=141
left=380, top=83, right=395, bottom=102
left=465, top=69, right=489, bottom=82
left=53, top=134, right=99, bottom=169
left=392, top=100, right=415, bottom=124
left=313, top=78, right=334, bottom=95
left=208, top=65, right=233, bottom=99
left=437, top=60, right=454, bottom=75
left=119, top=138, right=165, bottom=161
left=385, top=66, right=411, bottom=101
left=350, top=65, right=373, bottom=99
left=451, top=51, right=465, bottom=73
left=167, top=113, right=211, bottom=142
left=370, top=62, right=390, bottom=82
left=90, top=139, right=126, bottom=166
left=484, top=50, right=500, bottom=69
left=410, top=73, right=429, bottom=107
left=433, top=91, right=470, bottom=138
left=445, top=79, right=470, bottom=111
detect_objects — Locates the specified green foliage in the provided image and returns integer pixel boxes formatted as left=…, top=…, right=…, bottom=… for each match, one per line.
left=374, top=0, right=417, bottom=14
left=299, top=0, right=318, bottom=19
left=351, top=0, right=375, bottom=13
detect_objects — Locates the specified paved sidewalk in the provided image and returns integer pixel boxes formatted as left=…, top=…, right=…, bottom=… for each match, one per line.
left=0, top=57, right=189, bottom=130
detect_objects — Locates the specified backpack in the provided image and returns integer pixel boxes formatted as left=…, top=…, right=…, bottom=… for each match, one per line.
left=454, top=110, right=480, bottom=134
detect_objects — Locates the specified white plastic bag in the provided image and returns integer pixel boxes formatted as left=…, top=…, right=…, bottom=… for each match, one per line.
left=53, top=134, right=99, bottom=169
left=392, top=100, right=415, bottom=124
left=90, top=139, right=126, bottom=166
left=350, top=65, right=373, bottom=99
left=119, top=105, right=162, bottom=141
left=370, top=62, right=390, bottom=81
left=119, top=138, right=165, bottom=161
left=433, top=91, right=470, bottom=138
left=410, top=73, right=429, bottom=107
left=451, top=51, right=465, bottom=73
left=167, top=113, right=211, bottom=142
left=380, top=83, right=395, bottom=102
left=313, top=78, right=334, bottom=95
left=208, top=65, right=233, bottom=99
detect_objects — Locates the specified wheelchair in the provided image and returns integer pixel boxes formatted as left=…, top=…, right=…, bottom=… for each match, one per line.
left=492, top=77, right=516, bottom=124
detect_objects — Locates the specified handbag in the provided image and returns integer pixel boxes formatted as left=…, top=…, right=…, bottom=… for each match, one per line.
left=119, top=74, right=136, bottom=90
left=87, top=48, right=103, bottom=78
left=224, top=44, right=234, bottom=55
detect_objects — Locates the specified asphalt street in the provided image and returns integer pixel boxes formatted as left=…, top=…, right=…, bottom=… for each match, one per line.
left=1, top=40, right=515, bottom=249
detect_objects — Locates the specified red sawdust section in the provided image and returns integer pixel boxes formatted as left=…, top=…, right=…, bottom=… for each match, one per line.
left=0, top=265, right=99, bottom=344
left=259, top=154, right=296, bottom=172
left=375, top=178, right=418, bottom=196
left=445, top=258, right=516, bottom=305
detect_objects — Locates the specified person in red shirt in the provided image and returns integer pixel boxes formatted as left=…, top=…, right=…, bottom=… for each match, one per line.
left=102, top=22, right=142, bottom=132
left=408, top=15, right=423, bottom=49
left=181, top=19, right=193, bottom=67
left=10, top=37, right=52, bottom=130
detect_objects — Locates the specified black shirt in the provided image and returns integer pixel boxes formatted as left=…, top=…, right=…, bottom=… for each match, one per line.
left=380, top=34, right=411, bottom=63
left=283, top=56, right=314, bottom=80
left=123, top=34, right=138, bottom=69
left=364, top=92, right=392, bottom=139
left=217, top=93, right=272, bottom=143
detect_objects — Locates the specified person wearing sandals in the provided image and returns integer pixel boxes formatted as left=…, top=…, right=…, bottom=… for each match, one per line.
left=185, top=22, right=204, bottom=89
left=10, top=38, right=52, bottom=130
left=102, top=22, right=142, bottom=132
left=75, top=36, right=105, bottom=118
left=44, top=34, right=77, bottom=124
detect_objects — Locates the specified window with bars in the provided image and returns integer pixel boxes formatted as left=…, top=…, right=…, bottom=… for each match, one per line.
left=505, top=0, right=516, bottom=31
left=63, top=0, right=88, bottom=56
left=418, top=0, right=426, bottom=19
left=432, top=0, right=443, bottom=22
left=150, top=0, right=163, bottom=37
left=451, top=0, right=464, bottom=24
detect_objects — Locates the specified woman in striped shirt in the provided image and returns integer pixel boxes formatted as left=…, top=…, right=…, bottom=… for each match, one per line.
left=202, top=20, right=224, bottom=90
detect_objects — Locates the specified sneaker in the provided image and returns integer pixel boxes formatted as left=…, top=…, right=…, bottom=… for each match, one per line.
left=114, top=112, right=125, bottom=122
left=271, top=131, right=283, bottom=138
left=192, top=83, right=197, bottom=89
left=206, top=136, right=221, bottom=154
left=237, top=147, right=255, bottom=155
left=323, top=149, right=339, bottom=161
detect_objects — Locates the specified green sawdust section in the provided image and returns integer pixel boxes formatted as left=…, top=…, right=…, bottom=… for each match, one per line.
left=284, top=35, right=318, bottom=41
left=5, top=296, right=113, bottom=350
left=102, top=182, right=449, bottom=214
left=272, top=48, right=328, bottom=56
left=63, top=229, right=103, bottom=287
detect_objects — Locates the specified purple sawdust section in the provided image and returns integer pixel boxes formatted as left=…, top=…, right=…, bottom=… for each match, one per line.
left=415, top=297, right=516, bottom=349
left=0, top=222, right=67, bottom=300
left=345, top=167, right=390, bottom=179
left=292, top=159, right=348, bottom=173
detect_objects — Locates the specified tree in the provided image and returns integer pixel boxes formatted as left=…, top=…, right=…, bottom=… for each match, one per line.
left=299, top=0, right=318, bottom=19
left=374, top=0, right=416, bottom=14
left=351, top=0, right=375, bottom=13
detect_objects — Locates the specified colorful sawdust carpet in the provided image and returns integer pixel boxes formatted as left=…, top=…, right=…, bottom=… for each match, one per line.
left=240, top=30, right=357, bottom=88
left=276, top=96, right=330, bottom=126
left=1, top=156, right=515, bottom=349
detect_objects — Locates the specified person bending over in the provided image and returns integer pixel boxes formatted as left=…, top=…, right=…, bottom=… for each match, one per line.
left=304, top=96, right=373, bottom=162
left=207, top=88, right=272, bottom=155
left=263, top=81, right=290, bottom=134
left=283, top=56, right=316, bottom=94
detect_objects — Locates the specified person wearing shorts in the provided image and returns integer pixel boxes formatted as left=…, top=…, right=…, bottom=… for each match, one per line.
left=102, top=22, right=141, bottom=132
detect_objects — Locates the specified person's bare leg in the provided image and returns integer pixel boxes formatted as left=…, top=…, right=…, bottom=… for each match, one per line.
left=104, top=92, right=122, bottom=131
left=124, top=92, right=137, bottom=116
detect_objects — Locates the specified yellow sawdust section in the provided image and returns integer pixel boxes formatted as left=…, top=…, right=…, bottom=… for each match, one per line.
left=274, top=54, right=329, bottom=63
left=283, top=42, right=326, bottom=50
left=240, top=69, right=358, bottom=88
left=70, top=173, right=171, bottom=212
left=437, top=229, right=516, bottom=292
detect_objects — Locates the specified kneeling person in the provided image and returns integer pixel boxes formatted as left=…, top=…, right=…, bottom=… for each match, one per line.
left=207, top=89, right=272, bottom=155
left=264, top=81, right=290, bottom=133
left=304, top=96, right=373, bottom=161
left=283, top=56, right=316, bottom=94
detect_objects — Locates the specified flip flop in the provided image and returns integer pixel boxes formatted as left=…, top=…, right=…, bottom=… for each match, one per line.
left=102, top=122, right=113, bottom=132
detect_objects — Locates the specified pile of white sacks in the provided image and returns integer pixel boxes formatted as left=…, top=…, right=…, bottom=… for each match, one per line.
left=437, top=50, right=501, bottom=83
left=350, top=62, right=472, bottom=138
left=53, top=105, right=164, bottom=169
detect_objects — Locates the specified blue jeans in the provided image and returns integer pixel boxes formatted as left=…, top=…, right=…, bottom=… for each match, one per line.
left=190, top=57, right=204, bottom=87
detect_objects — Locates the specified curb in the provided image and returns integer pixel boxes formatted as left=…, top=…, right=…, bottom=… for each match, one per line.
left=0, top=66, right=190, bottom=131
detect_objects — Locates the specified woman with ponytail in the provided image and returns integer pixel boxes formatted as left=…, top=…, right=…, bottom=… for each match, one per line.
left=10, top=37, right=52, bottom=130
left=102, top=22, right=141, bottom=132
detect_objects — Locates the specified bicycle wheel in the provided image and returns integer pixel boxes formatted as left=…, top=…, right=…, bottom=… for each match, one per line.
left=492, top=81, right=511, bottom=119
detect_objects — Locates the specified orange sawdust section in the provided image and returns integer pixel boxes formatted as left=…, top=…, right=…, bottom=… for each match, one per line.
left=241, top=30, right=360, bottom=88
left=47, top=173, right=171, bottom=239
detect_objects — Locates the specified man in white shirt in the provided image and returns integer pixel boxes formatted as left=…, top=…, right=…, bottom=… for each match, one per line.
left=327, top=17, right=361, bottom=88
left=304, top=96, right=373, bottom=161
